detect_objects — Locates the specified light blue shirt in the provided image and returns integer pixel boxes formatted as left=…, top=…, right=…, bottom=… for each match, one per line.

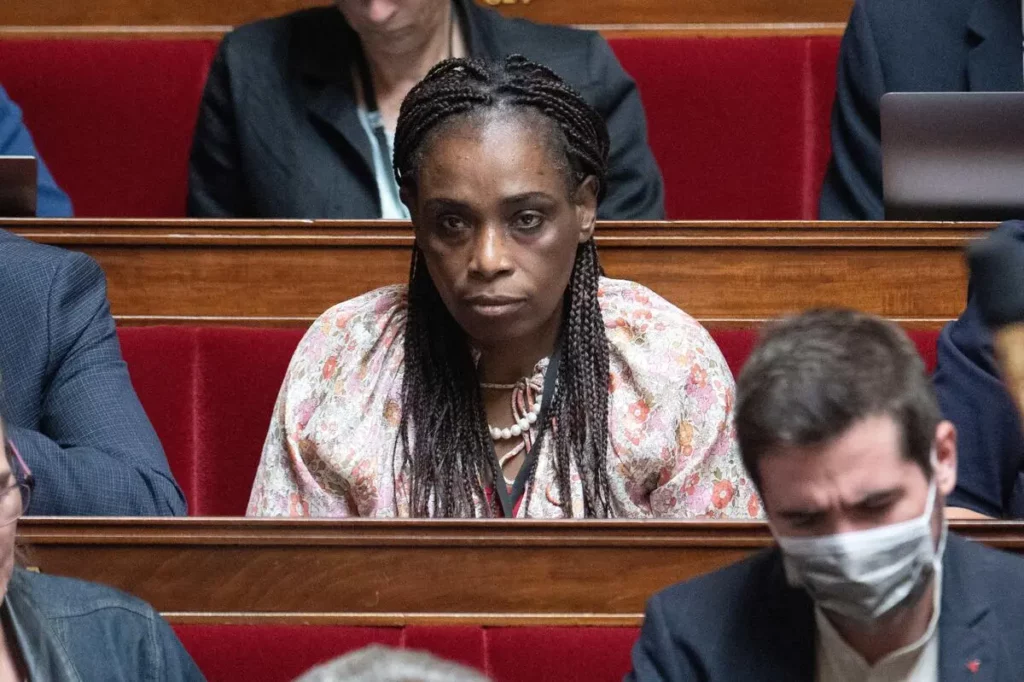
left=353, top=80, right=409, bottom=220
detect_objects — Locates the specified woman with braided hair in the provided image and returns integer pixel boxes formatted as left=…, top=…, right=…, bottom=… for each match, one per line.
left=248, top=56, right=757, bottom=519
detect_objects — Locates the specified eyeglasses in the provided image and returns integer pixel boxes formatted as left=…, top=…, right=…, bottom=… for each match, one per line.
left=0, top=441, right=33, bottom=526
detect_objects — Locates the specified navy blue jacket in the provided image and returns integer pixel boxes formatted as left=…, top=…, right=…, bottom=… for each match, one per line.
left=627, top=534, right=1024, bottom=681
left=0, top=85, right=72, bottom=218
left=819, top=0, right=1023, bottom=220
left=188, top=0, right=665, bottom=221
left=937, top=221, right=1024, bottom=517
left=4, top=567, right=203, bottom=680
left=0, top=229, right=186, bottom=515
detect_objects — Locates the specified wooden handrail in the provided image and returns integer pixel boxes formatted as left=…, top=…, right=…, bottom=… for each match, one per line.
left=15, top=518, right=1019, bottom=625
left=5, top=219, right=988, bottom=327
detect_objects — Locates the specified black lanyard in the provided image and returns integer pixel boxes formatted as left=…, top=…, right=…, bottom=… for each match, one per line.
left=491, top=337, right=563, bottom=518
left=355, top=54, right=396, bottom=183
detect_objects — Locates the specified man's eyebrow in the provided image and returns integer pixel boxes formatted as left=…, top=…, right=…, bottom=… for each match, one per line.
left=850, top=486, right=904, bottom=507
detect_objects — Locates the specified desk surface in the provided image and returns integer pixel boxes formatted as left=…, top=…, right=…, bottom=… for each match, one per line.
left=4, top=219, right=991, bottom=327
left=17, top=517, right=1020, bottom=625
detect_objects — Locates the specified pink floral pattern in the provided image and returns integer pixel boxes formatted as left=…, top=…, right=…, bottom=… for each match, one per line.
left=247, top=278, right=760, bottom=519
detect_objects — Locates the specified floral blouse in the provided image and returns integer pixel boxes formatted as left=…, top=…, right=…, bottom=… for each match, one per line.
left=247, top=278, right=761, bottom=519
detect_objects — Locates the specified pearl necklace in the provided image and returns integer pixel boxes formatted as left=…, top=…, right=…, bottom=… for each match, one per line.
left=487, top=393, right=542, bottom=441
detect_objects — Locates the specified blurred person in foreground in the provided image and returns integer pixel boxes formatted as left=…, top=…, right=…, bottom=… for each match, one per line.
left=628, top=309, right=1024, bottom=680
left=294, top=645, right=488, bottom=682
left=0, top=415, right=202, bottom=679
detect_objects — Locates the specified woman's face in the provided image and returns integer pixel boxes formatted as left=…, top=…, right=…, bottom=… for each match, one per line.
left=335, top=0, right=450, bottom=56
left=405, top=113, right=598, bottom=349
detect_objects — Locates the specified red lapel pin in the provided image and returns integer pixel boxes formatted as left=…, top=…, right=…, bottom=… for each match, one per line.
left=966, top=659, right=981, bottom=674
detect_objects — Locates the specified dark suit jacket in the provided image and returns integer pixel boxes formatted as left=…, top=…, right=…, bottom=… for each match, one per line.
left=0, top=85, right=72, bottom=218
left=819, top=0, right=1024, bottom=219
left=188, top=1, right=665, bottom=221
left=937, top=221, right=1024, bottom=517
left=0, top=230, right=185, bottom=515
left=627, top=534, right=1024, bottom=681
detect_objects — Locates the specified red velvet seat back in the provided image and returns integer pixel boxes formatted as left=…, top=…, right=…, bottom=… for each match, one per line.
left=118, top=325, right=939, bottom=515
left=119, top=327, right=305, bottom=515
left=609, top=36, right=841, bottom=219
left=0, top=39, right=217, bottom=217
left=173, top=624, right=639, bottom=682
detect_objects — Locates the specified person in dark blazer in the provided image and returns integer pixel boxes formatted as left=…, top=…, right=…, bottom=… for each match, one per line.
left=0, top=229, right=186, bottom=515
left=819, top=0, right=1023, bottom=220
left=936, top=221, right=1024, bottom=518
left=628, top=309, right=1024, bottom=680
left=188, top=0, right=664, bottom=221
left=0, top=85, right=72, bottom=217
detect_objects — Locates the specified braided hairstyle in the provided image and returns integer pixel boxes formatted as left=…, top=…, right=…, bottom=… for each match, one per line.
left=393, top=55, right=612, bottom=517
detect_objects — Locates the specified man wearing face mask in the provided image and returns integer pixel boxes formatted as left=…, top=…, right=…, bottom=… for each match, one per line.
left=627, top=308, right=1024, bottom=681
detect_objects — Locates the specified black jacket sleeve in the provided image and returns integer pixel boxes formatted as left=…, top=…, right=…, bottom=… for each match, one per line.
left=188, top=38, right=248, bottom=218
left=818, top=1, right=887, bottom=220
left=587, top=35, right=666, bottom=220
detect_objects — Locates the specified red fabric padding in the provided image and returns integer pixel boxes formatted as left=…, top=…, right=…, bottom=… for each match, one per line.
left=118, top=327, right=200, bottom=507
left=171, top=624, right=639, bottom=682
left=191, top=328, right=307, bottom=516
left=118, top=326, right=940, bottom=515
left=173, top=625, right=403, bottom=682
left=709, top=326, right=939, bottom=377
left=807, top=38, right=842, bottom=211
left=609, top=36, right=840, bottom=220
left=486, top=627, right=637, bottom=682
left=0, top=39, right=217, bottom=217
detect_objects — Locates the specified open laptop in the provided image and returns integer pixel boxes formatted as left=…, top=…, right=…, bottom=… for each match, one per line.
left=882, top=92, right=1024, bottom=220
left=0, top=156, right=37, bottom=217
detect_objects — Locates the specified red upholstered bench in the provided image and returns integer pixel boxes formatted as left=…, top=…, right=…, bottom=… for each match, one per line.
left=1, top=35, right=839, bottom=218
left=116, top=326, right=940, bottom=515
left=173, top=624, right=639, bottom=682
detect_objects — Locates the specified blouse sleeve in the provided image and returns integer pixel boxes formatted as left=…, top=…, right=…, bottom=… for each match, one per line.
left=246, top=316, right=354, bottom=517
left=649, top=328, right=762, bottom=519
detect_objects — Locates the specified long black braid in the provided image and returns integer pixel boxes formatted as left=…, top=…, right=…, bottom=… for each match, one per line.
left=393, top=55, right=612, bottom=517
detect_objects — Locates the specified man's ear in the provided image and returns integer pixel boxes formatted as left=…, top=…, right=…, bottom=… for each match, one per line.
left=933, top=420, right=958, bottom=496
left=574, top=176, right=599, bottom=244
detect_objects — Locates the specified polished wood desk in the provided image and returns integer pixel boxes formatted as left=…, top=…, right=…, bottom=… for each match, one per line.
left=17, top=518, right=1020, bottom=626
left=0, top=0, right=852, bottom=35
left=5, top=219, right=988, bottom=327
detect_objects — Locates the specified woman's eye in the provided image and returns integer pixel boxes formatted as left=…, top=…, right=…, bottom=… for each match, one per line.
left=438, top=215, right=469, bottom=234
left=512, top=212, right=544, bottom=232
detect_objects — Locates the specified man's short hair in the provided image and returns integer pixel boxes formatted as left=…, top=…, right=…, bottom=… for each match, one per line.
left=292, top=645, right=491, bottom=682
left=735, top=309, right=940, bottom=489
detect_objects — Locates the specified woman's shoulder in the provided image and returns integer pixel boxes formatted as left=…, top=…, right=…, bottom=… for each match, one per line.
left=286, top=286, right=408, bottom=383
left=598, top=278, right=731, bottom=379
left=309, top=285, right=408, bottom=341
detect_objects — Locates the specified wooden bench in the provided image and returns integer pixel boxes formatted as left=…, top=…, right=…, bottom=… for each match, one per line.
left=0, top=0, right=854, bottom=33
left=18, top=518, right=1018, bottom=625
left=4, top=219, right=989, bottom=327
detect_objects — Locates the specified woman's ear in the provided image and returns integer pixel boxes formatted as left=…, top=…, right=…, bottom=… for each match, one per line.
left=574, top=176, right=599, bottom=244
left=400, top=187, right=418, bottom=226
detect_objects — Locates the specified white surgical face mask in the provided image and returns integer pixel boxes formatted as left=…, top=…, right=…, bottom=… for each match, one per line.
left=774, top=478, right=947, bottom=623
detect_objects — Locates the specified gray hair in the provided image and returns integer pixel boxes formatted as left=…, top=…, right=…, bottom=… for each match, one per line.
left=293, top=645, right=491, bottom=682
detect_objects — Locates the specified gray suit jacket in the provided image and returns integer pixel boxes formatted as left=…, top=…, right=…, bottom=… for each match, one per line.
left=819, top=0, right=1023, bottom=219
left=0, top=229, right=185, bottom=515
left=627, top=534, right=1024, bottom=681
left=188, top=0, right=665, bottom=220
